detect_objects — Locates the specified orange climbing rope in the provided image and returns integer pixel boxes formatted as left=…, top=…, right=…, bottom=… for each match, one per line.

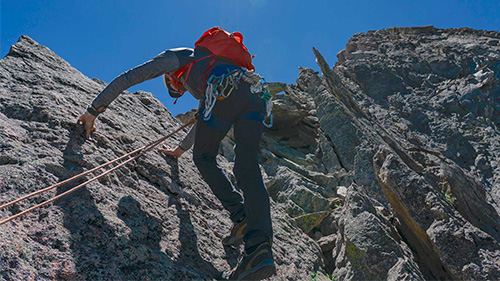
left=0, top=119, right=196, bottom=226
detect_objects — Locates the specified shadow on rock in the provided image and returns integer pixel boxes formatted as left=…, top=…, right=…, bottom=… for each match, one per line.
left=56, top=130, right=124, bottom=280
left=117, top=196, right=177, bottom=279
left=55, top=124, right=225, bottom=280
left=55, top=127, right=179, bottom=280
left=162, top=149, right=240, bottom=271
left=167, top=195, right=224, bottom=280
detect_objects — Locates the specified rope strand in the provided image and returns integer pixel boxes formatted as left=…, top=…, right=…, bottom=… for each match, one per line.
left=0, top=119, right=195, bottom=226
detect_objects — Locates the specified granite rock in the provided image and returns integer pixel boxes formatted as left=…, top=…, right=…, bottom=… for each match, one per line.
left=3, top=25, right=500, bottom=280
left=0, top=36, right=323, bottom=280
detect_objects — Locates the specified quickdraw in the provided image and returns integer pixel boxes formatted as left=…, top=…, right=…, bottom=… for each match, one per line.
left=247, top=74, right=273, bottom=128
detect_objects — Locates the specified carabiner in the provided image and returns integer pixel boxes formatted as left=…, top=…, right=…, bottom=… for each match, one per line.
left=262, top=113, right=273, bottom=128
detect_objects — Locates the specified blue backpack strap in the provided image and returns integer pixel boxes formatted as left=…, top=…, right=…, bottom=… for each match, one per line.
left=238, top=111, right=272, bottom=128
left=200, top=108, right=232, bottom=132
left=211, top=64, right=242, bottom=76
left=200, top=109, right=265, bottom=132
left=237, top=111, right=265, bottom=122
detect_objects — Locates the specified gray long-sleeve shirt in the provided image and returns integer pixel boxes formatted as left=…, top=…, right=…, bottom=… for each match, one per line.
left=93, top=48, right=201, bottom=109
left=91, top=48, right=208, bottom=150
left=91, top=47, right=242, bottom=150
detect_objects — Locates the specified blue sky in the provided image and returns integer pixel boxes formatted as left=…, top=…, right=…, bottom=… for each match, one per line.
left=2, top=0, right=500, bottom=116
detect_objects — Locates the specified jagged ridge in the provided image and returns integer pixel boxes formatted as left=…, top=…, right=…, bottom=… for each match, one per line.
left=2, top=25, right=500, bottom=280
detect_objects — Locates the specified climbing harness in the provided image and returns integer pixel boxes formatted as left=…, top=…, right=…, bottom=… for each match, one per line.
left=202, top=66, right=273, bottom=128
left=0, top=120, right=196, bottom=226
left=202, top=66, right=244, bottom=120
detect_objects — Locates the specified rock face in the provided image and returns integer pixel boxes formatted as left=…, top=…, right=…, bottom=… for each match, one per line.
left=223, top=26, right=500, bottom=280
left=0, top=36, right=323, bottom=280
left=312, top=26, right=500, bottom=280
left=1, top=25, right=500, bottom=280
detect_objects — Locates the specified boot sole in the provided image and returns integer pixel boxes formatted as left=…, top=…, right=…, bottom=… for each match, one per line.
left=222, top=234, right=243, bottom=245
left=238, top=260, right=276, bottom=281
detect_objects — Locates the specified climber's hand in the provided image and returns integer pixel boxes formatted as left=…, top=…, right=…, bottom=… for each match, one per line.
left=158, top=145, right=186, bottom=158
left=77, top=111, right=97, bottom=140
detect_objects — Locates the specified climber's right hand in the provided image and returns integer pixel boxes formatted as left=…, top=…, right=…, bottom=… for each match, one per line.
left=77, top=111, right=97, bottom=140
left=158, top=145, right=186, bottom=158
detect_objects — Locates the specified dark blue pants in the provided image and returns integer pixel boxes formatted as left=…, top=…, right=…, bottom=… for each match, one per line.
left=192, top=83, right=273, bottom=249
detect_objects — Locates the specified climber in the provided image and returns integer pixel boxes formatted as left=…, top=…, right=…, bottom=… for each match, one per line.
left=77, top=27, right=275, bottom=280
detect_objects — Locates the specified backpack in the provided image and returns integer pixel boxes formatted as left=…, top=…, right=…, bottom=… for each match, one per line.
left=164, top=27, right=255, bottom=98
left=196, top=27, right=255, bottom=71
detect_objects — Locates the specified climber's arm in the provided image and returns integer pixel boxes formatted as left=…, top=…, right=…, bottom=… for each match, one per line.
left=158, top=103, right=200, bottom=158
left=91, top=50, right=180, bottom=111
left=77, top=49, right=187, bottom=140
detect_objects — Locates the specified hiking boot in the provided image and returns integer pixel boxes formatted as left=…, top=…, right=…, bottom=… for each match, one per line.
left=222, top=217, right=247, bottom=245
left=228, top=241, right=276, bottom=280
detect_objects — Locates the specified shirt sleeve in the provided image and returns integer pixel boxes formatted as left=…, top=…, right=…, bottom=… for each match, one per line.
left=91, top=50, right=181, bottom=109
left=178, top=122, right=196, bottom=151
left=178, top=100, right=202, bottom=151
